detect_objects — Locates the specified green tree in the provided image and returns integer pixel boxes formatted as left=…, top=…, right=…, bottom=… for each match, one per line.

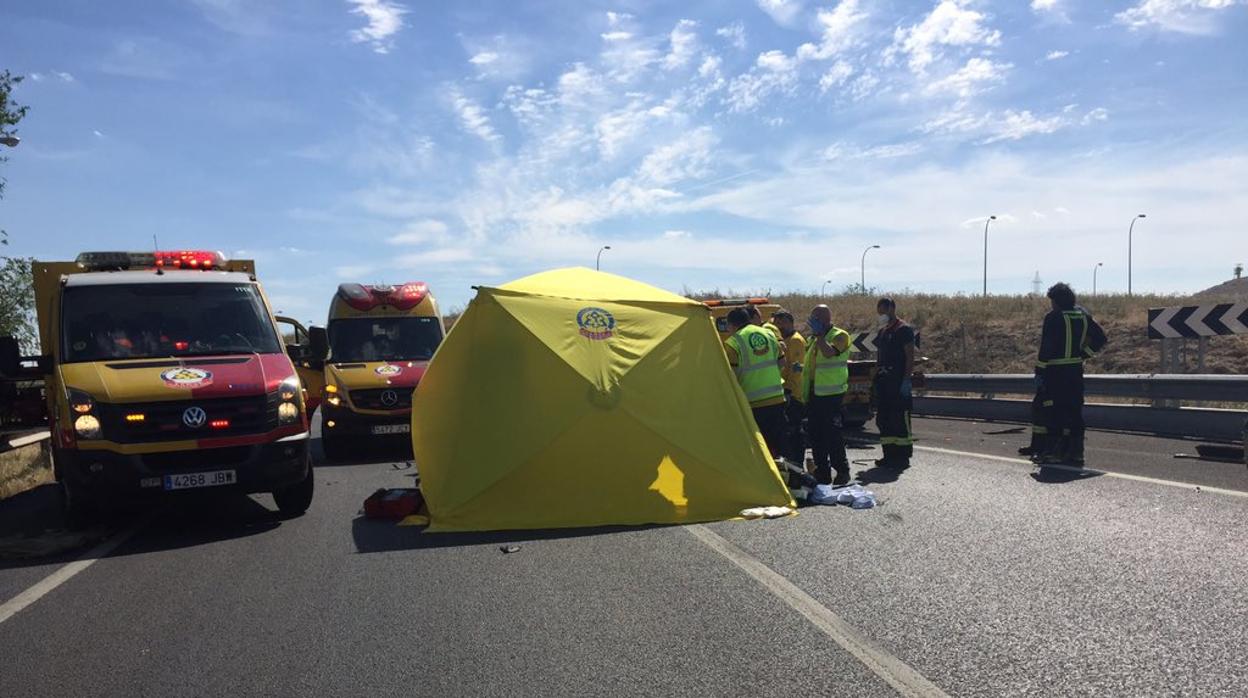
left=0, top=257, right=36, bottom=352
left=2, top=69, right=29, bottom=246
left=1236, top=263, right=1244, bottom=280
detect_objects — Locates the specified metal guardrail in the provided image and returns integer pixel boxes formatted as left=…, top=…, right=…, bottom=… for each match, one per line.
left=916, top=374, right=1248, bottom=443
left=923, top=373, right=1248, bottom=403
left=0, top=429, right=50, bottom=454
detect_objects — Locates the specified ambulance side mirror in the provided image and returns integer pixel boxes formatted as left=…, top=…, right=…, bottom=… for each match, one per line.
left=308, top=326, right=329, bottom=363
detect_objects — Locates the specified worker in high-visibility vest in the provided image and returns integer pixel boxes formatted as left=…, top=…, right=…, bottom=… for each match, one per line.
left=772, top=310, right=808, bottom=465
left=802, top=305, right=852, bottom=485
left=1034, top=283, right=1107, bottom=467
left=723, top=307, right=786, bottom=459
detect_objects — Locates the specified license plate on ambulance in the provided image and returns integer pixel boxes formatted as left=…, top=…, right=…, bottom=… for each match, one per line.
left=371, top=424, right=410, bottom=435
left=163, top=470, right=236, bottom=491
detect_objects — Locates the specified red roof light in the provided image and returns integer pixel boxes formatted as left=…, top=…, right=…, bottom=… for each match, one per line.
left=337, top=282, right=429, bottom=311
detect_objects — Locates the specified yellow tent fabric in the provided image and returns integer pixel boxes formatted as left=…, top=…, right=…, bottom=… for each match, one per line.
left=411, top=267, right=794, bottom=532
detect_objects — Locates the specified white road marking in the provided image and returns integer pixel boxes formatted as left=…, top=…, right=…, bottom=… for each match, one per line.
left=0, top=518, right=148, bottom=626
left=687, top=524, right=951, bottom=698
left=915, top=445, right=1248, bottom=499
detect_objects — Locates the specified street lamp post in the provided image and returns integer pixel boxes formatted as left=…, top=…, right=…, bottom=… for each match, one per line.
left=0, top=135, right=20, bottom=148
left=861, top=245, right=880, bottom=295
left=1128, top=213, right=1146, bottom=296
left=820, top=279, right=832, bottom=296
left=982, top=215, right=997, bottom=297
left=595, top=245, right=611, bottom=271
left=1093, top=262, right=1103, bottom=297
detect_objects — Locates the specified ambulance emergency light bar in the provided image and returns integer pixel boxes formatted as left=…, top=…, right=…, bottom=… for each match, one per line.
left=337, top=282, right=429, bottom=311
left=76, top=250, right=227, bottom=271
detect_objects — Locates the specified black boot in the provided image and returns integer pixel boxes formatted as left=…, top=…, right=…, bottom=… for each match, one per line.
left=1067, top=432, right=1085, bottom=467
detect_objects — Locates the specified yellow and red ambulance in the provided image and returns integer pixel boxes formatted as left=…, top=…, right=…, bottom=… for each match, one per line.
left=7, top=250, right=315, bottom=522
left=315, top=282, right=444, bottom=460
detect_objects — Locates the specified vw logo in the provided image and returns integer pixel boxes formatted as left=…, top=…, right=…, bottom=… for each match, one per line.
left=380, top=390, right=399, bottom=408
left=182, top=406, right=207, bottom=428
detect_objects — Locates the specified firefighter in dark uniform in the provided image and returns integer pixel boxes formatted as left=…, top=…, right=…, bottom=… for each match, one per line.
left=1018, top=373, right=1051, bottom=457
left=872, top=298, right=916, bottom=468
left=1034, top=283, right=1107, bottom=466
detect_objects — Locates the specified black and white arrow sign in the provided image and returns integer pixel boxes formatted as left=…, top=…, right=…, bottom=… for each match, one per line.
left=851, top=332, right=877, bottom=353
left=1148, top=303, right=1248, bottom=339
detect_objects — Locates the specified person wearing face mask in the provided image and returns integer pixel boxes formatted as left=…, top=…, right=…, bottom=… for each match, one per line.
left=873, top=298, right=916, bottom=468
left=802, top=305, right=852, bottom=485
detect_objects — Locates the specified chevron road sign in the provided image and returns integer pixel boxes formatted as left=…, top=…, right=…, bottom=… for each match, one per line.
left=1148, top=303, right=1248, bottom=339
left=851, top=331, right=877, bottom=353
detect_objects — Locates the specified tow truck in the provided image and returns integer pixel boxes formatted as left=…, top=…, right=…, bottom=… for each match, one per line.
left=702, top=298, right=876, bottom=428
left=309, top=282, right=445, bottom=461
left=0, top=250, right=315, bottom=522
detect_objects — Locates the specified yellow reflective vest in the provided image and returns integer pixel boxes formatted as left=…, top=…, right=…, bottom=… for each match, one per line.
left=725, top=325, right=784, bottom=407
left=801, top=327, right=850, bottom=402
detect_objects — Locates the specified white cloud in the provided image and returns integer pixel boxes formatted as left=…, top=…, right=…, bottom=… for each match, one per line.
left=796, top=0, right=868, bottom=61
left=92, top=129, right=105, bottom=138
left=1046, top=50, right=1069, bottom=60
left=924, top=57, right=1010, bottom=97
left=923, top=105, right=1107, bottom=144
left=27, top=70, right=75, bottom=83
left=1083, top=107, right=1110, bottom=124
left=469, top=51, right=498, bottom=65
left=1115, top=0, right=1244, bottom=35
left=819, top=60, right=855, bottom=92
left=606, top=11, right=632, bottom=26
left=388, top=219, right=450, bottom=245
left=346, top=0, right=407, bottom=54
left=822, top=141, right=924, bottom=161
left=716, top=22, right=747, bottom=49
left=663, top=20, right=699, bottom=70
left=891, top=0, right=1002, bottom=73
left=663, top=230, right=692, bottom=239
left=636, top=127, right=718, bottom=185
left=726, top=50, right=800, bottom=112
left=450, top=91, right=500, bottom=143
left=601, top=31, right=632, bottom=41
left=698, top=54, right=723, bottom=79
left=756, top=0, right=805, bottom=26
left=1030, top=0, right=1070, bottom=21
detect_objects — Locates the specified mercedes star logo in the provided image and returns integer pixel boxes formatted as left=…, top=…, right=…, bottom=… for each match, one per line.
left=182, top=406, right=207, bottom=428
left=380, top=390, right=399, bottom=407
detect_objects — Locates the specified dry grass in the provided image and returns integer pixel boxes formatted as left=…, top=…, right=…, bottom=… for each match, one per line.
left=694, top=290, right=1248, bottom=376
left=0, top=443, right=53, bottom=501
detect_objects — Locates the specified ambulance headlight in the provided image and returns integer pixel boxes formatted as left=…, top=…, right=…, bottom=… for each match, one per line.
left=74, top=415, right=102, bottom=440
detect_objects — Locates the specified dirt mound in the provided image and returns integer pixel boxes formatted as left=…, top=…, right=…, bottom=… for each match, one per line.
left=1195, top=277, right=1248, bottom=302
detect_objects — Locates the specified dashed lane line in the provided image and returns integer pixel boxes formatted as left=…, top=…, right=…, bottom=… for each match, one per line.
left=687, top=524, right=952, bottom=698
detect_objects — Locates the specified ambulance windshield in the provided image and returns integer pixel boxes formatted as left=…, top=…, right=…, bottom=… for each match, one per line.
left=61, top=283, right=282, bottom=362
left=328, top=317, right=443, bottom=363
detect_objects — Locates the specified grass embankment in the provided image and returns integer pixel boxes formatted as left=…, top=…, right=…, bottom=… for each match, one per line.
left=697, top=291, right=1248, bottom=376
left=0, top=441, right=53, bottom=500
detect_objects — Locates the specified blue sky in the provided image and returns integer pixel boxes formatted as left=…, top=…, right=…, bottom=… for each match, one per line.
left=2, top=0, right=1246, bottom=323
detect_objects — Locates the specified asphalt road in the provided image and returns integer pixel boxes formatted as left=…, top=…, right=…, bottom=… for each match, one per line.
left=1, top=422, right=1245, bottom=697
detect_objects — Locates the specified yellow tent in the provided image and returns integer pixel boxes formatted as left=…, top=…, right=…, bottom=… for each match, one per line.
left=411, top=267, right=794, bottom=532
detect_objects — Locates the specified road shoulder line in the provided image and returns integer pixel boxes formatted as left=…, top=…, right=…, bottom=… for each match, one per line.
left=687, top=524, right=951, bottom=698
left=0, top=518, right=148, bottom=626
left=914, top=445, right=1248, bottom=499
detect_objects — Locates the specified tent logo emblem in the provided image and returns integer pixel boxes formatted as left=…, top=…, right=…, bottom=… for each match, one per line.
left=161, top=367, right=213, bottom=389
left=576, top=307, right=615, bottom=341
left=748, top=332, right=771, bottom=356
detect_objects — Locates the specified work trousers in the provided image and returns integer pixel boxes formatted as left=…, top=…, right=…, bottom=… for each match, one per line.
left=751, top=403, right=787, bottom=459
left=806, top=394, right=848, bottom=484
left=1042, top=364, right=1084, bottom=456
left=782, top=391, right=807, bottom=465
left=1026, top=385, right=1050, bottom=452
left=874, top=375, right=913, bottom=464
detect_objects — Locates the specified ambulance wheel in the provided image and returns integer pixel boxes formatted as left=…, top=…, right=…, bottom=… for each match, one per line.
left=273, top=459, right=314, bottom=517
